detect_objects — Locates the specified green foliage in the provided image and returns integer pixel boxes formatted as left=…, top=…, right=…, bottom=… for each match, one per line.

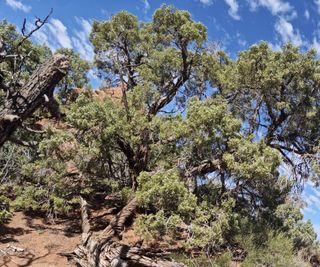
left=0, top=7, right=319, bottom=266
left=215, top=42, right=320, bottom=181
left=119, top=187, right=134, bottom=203
left=90, top=4, right=208, bottom=102
left=55, top=48, right=90, bottom=103
left=241, top=232, right=301, bottom=267
left=0, top=186, right=12, bottom=223
left=135, top=210, right=167, bottom=240
left=137, top=169, right=197, bottom=218
left=275, top=202, right=317, bottom=249
left=0, top=143, right=34, bottom=222
left=135, top=169, right=196, bottom=240
left=171, top=251, right=232, bottom=267
left=0, top=20, right=51, bottom=88
left=223, top=138, right=281, bottom=181
left=16, top=128, right=80, bottom=215
left=185, top=199, right=237, bottom=250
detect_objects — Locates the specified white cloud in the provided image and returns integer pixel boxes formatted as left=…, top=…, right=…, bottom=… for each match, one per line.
left=198, top=0, right=213, bottom=6
left=275, top=17, right=303, bottom=47
left=248, top=0, right=293, bottom=15
left=238, top=39, right=247, bottom=46
left=75, top=17, right=91, bottom=37
left=310, top=22, right=320, bottom=55
left=224, top=0, right=241, bottom=20
left=5, top=0, right=31, bottom=13
left=29, top=17, right=94, bottom=61
left=304, top=205, right=316, bottom=214
left=311, top=187, right=320, bottom=199
left=47, top=19, right=73, bottom=49
left=25, top=21, right=57, bottom=51
left=303, top=188, right=320, bottom=212
left=311, top=38, right=320, bottom=54
left=236, top=32, right=247, bottom=47
left=309, top=195, right=320, bottom=209
left=315, top=0, right=320, bottom=14
left=101, top=9, right=111, bottom=17
left=29, top=18, right=72, bottom=51
left=31, top=26, right=53, bottom=50
left=71, top=18, right=94, bottom=61
left=141, top=0, right=150, bottom=14
left=304, top=9, right=310, bottom=20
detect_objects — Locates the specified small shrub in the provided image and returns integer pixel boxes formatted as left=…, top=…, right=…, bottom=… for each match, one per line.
left=242, top=232, right=300, bottom=267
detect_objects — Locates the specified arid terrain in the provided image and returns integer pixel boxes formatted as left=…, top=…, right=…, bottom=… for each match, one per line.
left=0, top=212, right=80, bottom=267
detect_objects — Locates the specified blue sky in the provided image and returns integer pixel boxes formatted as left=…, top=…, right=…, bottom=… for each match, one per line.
left=1, top=0, right=320, bottom=235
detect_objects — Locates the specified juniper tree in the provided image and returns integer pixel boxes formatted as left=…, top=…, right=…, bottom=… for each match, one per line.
left=49, top=5, right=318, bottom=266
left=0, top=19, right=88, bottom=221
left=1, top=5, right=319, bottom=266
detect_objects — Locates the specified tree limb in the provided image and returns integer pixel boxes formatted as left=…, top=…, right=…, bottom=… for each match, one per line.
left=0, top=54, right=69, bottom=147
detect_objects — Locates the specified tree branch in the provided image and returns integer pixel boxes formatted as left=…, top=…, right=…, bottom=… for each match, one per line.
left=0, top=54, right=69, bottom=147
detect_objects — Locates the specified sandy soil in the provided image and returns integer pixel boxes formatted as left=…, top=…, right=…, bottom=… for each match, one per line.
left=0, top=212, right=81, bottom=267
left=0, top=207, right=206, bottom=267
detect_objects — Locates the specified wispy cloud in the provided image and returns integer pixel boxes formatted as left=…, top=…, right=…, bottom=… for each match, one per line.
left=304, top=9, right=310, bottom=20
left=309, top=195, right=320, bottom=209
left=315, top=0, right=320, bottom=14
left=248, top=0, right=293, bottom=16
left=224, top=0, right=241, bottom=20
left=275, top=17, right=303, bottom=47
left=47, top=19, right=73, bottom=49
left=236, top=32, right=247, bottom=47
left=141, top=0, right=150, bottom=14
left=31, top=25, right=53, bottom=50
left=303, top=186, right=320, bottom=215
left=71, top=18, right=94, bottom=61
left=310, top=22, right=320, bottom=55
left=30, top=17, right=94, bottom=61
left=5, top=0, right=31, bottom=13
left=28, top=18, right=72, bottom=51
left=198, top=0, right=213, bottom=6
left=311, top=38, right=320, bottom=54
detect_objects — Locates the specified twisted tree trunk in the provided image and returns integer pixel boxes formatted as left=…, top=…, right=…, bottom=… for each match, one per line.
left=67, top=198, right=185, bottom=267
left=0, top=54, right=69, bottom=147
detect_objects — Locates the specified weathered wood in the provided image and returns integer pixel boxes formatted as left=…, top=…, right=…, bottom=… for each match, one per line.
left=68, top=198, right=186, bottom=267
left=0, top=54, right=69, bottom=147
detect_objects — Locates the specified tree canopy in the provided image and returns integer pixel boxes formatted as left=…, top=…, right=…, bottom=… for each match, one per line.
left=0, top=5, right=319, bottom=267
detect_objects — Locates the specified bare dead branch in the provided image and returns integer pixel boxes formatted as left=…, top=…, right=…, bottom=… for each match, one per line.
left=18, top=8, right=53, bottom=49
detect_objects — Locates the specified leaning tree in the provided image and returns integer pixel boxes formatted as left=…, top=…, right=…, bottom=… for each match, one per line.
left=0, top=14, right=70, bottom=147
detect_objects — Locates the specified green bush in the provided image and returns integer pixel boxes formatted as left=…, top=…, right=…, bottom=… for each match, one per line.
left=135, top=210, right=167, bottom=240
left=170, top=251, right=232, bottom=267
left=0, top=194, right=12, bottom=223
left=136, top=169, right=197, bottom=218
left=242, top=232, right=300, bottom=267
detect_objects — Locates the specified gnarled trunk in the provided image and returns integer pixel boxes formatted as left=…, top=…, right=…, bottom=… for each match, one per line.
left=66, top=198, right=185, bottom=267
left=0, top=54, right=69, bottom=147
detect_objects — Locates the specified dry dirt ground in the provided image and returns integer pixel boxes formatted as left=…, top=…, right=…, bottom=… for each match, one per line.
left=0, top=212, right=81, bottom=267
left=0, top=209, right=238, bottom=267
left=0, top=206, right=142, bottom=267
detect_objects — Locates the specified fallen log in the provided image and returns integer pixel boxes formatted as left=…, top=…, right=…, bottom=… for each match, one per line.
left=66, top=198, right=186, bottom=267
left=0, top=54, right=69, bottom=147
